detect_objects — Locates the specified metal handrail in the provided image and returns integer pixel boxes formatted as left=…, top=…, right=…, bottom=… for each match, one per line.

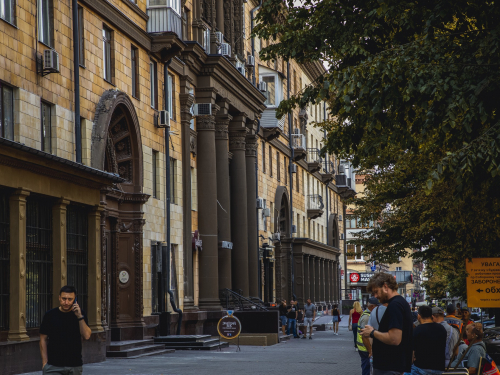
left=307, top=194, right=324, bottom=210
left=220, top=288, right=269, bottom=311
left=307, top=148, right=322, bottom=164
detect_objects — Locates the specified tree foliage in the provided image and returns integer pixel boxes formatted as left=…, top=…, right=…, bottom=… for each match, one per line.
left=253, top=0, right=500, bottom=300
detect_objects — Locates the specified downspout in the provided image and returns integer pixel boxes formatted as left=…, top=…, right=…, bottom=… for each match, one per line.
left=72, top=0, right=81, bottom=163
left=256, top=119, right=262, bottom=299
left=250, top=1, right=262, bottom=86
left=343, top=202, right=347, bottom=304
left=324, top=102, right=328, bottom=246
left=287, top=61, right=295, bottom=300
left=163, top=60, right=182, bottom=335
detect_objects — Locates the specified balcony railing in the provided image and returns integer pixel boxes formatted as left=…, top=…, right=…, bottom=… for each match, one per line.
left=291, top=134, right=306, bottom=150
left=307, top=148, right=322, bottom=164
left=147, top=6, right=182, bottom=36
left=261, top=108, right=286, bottom=133
left=307, top=194, right=324, bottom=211
left=323, top=160, right=335, bottom=174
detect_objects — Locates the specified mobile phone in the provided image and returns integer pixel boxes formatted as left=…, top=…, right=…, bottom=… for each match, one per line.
left=73, top=296, right=78, bottom=305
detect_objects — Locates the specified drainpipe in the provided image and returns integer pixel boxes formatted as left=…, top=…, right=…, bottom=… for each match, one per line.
left=343, top=202, right=347, bottom=303
left=250, top=1, right=263, bottom=86
left=72, top=0, right=81, bottom=163
left=324, top=102, right=328, bottom=245
left=287, top=61, right=295, bottom=300
left=163, top=60, right=182, bottom=335
left=256, top=120, right=262, bottom=299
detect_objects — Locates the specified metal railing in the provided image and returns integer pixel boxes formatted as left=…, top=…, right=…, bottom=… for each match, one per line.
left=0, top=193, right=9, bottom=330
left=291, top=133, right=306, bottom=150
left=220, top=288, right=268, bottom=311
left=307, top=194, right=324, bottom=211
left=261, top=109, right=286, bottom=134
left=323, top=160, right=335, bottom=174
left=147, top=6, right=182, bottom=36
left=307, top=148, right=323, bottom=164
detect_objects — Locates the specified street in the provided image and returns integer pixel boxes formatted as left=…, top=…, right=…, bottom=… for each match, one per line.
left=22, top=316, right=360, bottom=375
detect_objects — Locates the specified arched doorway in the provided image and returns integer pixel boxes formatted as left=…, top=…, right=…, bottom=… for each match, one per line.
left=91, top=90, right=149, bottom=341
left=273, top=186, right=291, bottom=302
left=328, top=214, right=339, bottom=248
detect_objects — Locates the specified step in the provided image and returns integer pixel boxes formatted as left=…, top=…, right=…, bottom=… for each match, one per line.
left=108, top=339, right=155, bottom=352
left=161, top=341, right=229, bottom=351
left=155, top=338, right=220, bottom=347
left=111, top=349, right=175, bottom=360
left=154, top=335, right=212, bottom=343
left=106, top=344, right=167, bottom=358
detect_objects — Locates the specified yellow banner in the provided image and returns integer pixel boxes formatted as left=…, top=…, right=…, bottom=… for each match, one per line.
left=466, top=258, right=500, bottom=308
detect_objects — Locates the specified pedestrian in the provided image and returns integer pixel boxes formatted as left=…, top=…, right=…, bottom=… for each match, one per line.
left=368, top=302, right=387, bottom=331
left=444, top=304, right=463, bottom=334
left=456, top=303, right=462, bottom=317
left=279, top=300, right=288, bottom=335
left=412, top=307, right=418, bottom=324
left=349, top=301, right=363, bottom=351
left=331, top=304, right=340, bottom=335
left=360, top=272, right=413, bottom=375
left=286, top=300, right=299, bottom=338
left=410, top=305, right=447, bottom=375
left=432, top=306, right=459, bottom=367
left=302, top=298, right=316, bottom=340
left=357, top=297, right=379, bottom=375
left=450, top=323, right=487, bottom=373
left=460, top=308, right=474, bottom=345
left=39, top=285, right=91, bottom=375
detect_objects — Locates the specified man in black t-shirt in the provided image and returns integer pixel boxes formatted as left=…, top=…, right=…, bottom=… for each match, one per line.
left=286, top=300, right=300, bottom=338
left=361, top=273, right=413, bottom=375
left=412, top=305, right=447, bottom=374
left=39, top=285, right=91, bottom=374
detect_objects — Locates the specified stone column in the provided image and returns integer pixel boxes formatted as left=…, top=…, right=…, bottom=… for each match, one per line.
left=8, top=189, right=30, bottom=341
left=292, top=249, right=305, bottom=306
left=180, top=91, right=195, bottom=310
left=229, top=114, right=249, bottom=296
left=320, top=258, right=325, bottom=303
left=215, top=109, right=232, bottom=291
left=333, top=261, right=338, bottom=303
left=52, top=199, right=70, bottom=307
left=197, top=110, right=222, bottom=310
left=88, top=206, right=104, bottom=332
left=216, top=0, right=224, bottom=34
left=309, top=255, right=315, bottom=303
left=325, top=259, right=331, bottom=306
left=304, top=255, right=310, bottom=301
left=246, top=128, right=259, bottom=297
left=315, top=257, right=321, bottom=305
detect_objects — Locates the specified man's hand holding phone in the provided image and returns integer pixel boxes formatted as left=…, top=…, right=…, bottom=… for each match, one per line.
left=72, top=298, right=83, bottom=319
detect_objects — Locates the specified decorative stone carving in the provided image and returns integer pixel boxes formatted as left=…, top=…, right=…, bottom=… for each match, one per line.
left=229, top=132, right=246, bottom=151
left=245, top=135, right=258, bottom=157
left=196, top=115, right=216, bottom=131
left=189, top=129, right=197, bottom=155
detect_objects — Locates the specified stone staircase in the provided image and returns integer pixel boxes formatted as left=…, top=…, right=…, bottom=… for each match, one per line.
left=107, top=339, right=175, bottom=359
left=154, top=335, right=229, bottom=350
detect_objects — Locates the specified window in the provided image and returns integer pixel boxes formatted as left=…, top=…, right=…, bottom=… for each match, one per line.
left=41, top=101, right=51, bottom=153
left=1, top=0, right=15, bottom=25
left=38, top=0, right=53, bottom=46
left=345, top=214, right=356, bottom=229
left=170, top=158, right=176, bottom=204
left=302, top=216, right=306, bottom=237
left=261, top=141, right=266, bottom=173
left=26, top=197, right=53, bottom=328
left=302, top=170, right=305, bottom=194
left=181, top=7, right=190, bottom=40
left=66, top=206, right=88, bottom=314
left=167, top=74, right=173, bottom=118
left=152, top=151, right=159, bottom=198
left=150, top=60, right=157, bottom=108
left=78, top=7, right=84, bottom=66
left=261, top=75, right=279, bottom=107
left=0, top=83, right=14, bottom=140
left=102, top=26, right=113, bottom=82
left=269, top=146, right=272, bottom=177
left=284, top=156, right=287, bottom=185
left=131, top=46, right=139, bottom=98
left=0, top=193, right=9, bottom=330
left=396, top=267, right=402, bottom=271
left=203, top=27, right=210, bottom=52
left=277, top=151, right=280, bottom=181
left=151, top=241, right=160, bottom=313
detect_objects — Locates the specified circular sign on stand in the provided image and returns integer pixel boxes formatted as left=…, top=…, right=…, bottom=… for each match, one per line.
left=217, top=313, right=242, bottom=340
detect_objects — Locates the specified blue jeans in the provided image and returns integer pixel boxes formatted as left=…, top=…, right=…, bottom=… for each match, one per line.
left=358, top=350, right=370, bottom=375
left=352, top=323, right=358, bottom=348
left=280, top=315, right=287, bottom=326
left=287, top=318, right=298, bottom=337
left=410, top=364, right=443, bottom=375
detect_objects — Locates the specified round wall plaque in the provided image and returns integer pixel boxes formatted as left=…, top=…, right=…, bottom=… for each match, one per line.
left=217, top=315, right=242, bottom=340
left=119, top=270, right=129, bottom=284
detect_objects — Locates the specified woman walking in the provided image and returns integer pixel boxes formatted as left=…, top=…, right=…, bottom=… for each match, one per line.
left=279, top=300, right=288, bottom=335
left=331, top=304, right=340, bottom=335
left=349, top=301, right=362, bottom=350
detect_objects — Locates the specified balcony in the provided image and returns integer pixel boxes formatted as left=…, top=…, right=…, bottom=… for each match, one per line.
left=306, top=148, right=322, bottom=173
left=335, top=174, right=356, bottom=199
left=291, top=133, right=307, bottom=161
left=260, top=109, right=286, bottom=140
left=147, top=4, right=182, bottom=35
left=321, top=160, right=335, bottom=184
left=307, top=194, right=324, bottom=219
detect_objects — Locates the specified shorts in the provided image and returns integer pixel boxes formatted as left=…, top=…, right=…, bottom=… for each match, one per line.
left=280, top=315, right=287, bottom=326
left=332, top=316, right=339, bottom=323
left=43, top=364, right=83, bottom=375
left=304, top=317, right=313, bottom=327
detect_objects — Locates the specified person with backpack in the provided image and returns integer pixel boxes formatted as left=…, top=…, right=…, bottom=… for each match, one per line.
left=450, top=323, right=491, bottom=374
left=432, top=306, right=459, bottom=367
left=445, top=304, right=463, bottom=334
left=357, top=298, right=379, bottom=375
left=461, top=308, right=475, bottom=345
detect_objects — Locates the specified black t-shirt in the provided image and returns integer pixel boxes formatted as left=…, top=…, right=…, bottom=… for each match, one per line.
left=286, top=305, right=298, bottom=319
left=279, top=305, right=288, bottom=316
left=413, top=322, right=447, bottom=371
left=373, top=295, right=413, bottom=372
left=39, top=308, right=88, bottom=367
left=332, top=309, right=340, bottom=316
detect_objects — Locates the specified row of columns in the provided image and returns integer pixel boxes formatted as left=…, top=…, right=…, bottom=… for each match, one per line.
left=7, top=189, right=102, bottom=341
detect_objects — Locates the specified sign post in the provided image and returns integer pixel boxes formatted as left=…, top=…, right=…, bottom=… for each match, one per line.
left=217, top=310, right=242, bottom=351
left=466, top=258, right=500, bottom=308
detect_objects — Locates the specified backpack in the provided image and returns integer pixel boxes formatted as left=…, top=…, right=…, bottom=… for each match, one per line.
left=482, top=354, right=500, bottom=375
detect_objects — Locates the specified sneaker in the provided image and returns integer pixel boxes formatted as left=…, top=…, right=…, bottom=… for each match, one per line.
left=302, top=336, right=307, bottom=339
left=355, top=348, right=358, bottom=351
left=309, top=336, right=312, bottom=340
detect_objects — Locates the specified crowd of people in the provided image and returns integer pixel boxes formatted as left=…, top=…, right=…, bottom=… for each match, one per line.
left=278, top=298, right=319, bottom=339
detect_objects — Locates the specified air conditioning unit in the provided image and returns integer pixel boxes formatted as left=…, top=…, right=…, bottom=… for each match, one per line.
left=292, top=225, right=297, bottom=234
left=214, top=31, right=224, bottom=44
left=43, top=49, right=59, bottom=72
left=258, top=81, right=267, bottom=92
left=340, top=233, right=345, bottom=240
left=157, top=110, right=170, bottom=128
left=219, top=43, right=231, bottom=57
left=272, top=232, right=281, bottom=241
left=290, top=164, right=297, bottom=173
left=221, top=241, right=233, bottom=249
left=262, top=207, right=271, bottom=217
left=256, top=198, right=264, bottom=209
left=338, top=214, right=343, bottom=221
left=237, top=66, right=245, bottom=75
left=193, top=103, right=212, bottom=116
left=246, top=55, right=255, bottom=67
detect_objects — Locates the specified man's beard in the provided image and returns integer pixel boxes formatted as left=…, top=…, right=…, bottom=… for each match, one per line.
left=378, top=289, right=390, bottom=304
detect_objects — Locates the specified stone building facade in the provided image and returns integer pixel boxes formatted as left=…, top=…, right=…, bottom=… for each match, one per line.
left=0, top=0, right=350, bottom=372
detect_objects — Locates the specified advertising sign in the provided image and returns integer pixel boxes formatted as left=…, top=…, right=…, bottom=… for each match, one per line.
left=349, top=272, right=374, bottom=284
left=350, top=273, right=360, bottom=283
left=466, top=258, right=500, bottom=308
left=217, top=313, right=242, bottom=340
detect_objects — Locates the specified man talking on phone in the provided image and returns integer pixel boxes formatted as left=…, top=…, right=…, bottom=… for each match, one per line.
left=39, top=285, right=91, bottom=374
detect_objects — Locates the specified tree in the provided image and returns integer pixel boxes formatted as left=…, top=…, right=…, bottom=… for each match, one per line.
left=253, top=0, right=500, bottom=300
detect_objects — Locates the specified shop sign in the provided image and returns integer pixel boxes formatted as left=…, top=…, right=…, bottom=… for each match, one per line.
left=217, top=312, right=242, bottom=340
left=349, top=272, right=374, bottom=283
left=350, top=273, right=360, bottom=283
left=466, top=258, right=500, bottom=308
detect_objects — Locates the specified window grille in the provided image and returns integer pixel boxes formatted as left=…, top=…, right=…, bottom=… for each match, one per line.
left=0, top=192, right=9, bottom=330
left=66, top=206, right=88, bottom=314
left=26, top=197, right=53, bottom=328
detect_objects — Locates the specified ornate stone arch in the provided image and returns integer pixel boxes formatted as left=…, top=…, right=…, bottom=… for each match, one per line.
left=274, top=186, right=290, bottom=238
left=91, top=90, right=143, bottom=193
